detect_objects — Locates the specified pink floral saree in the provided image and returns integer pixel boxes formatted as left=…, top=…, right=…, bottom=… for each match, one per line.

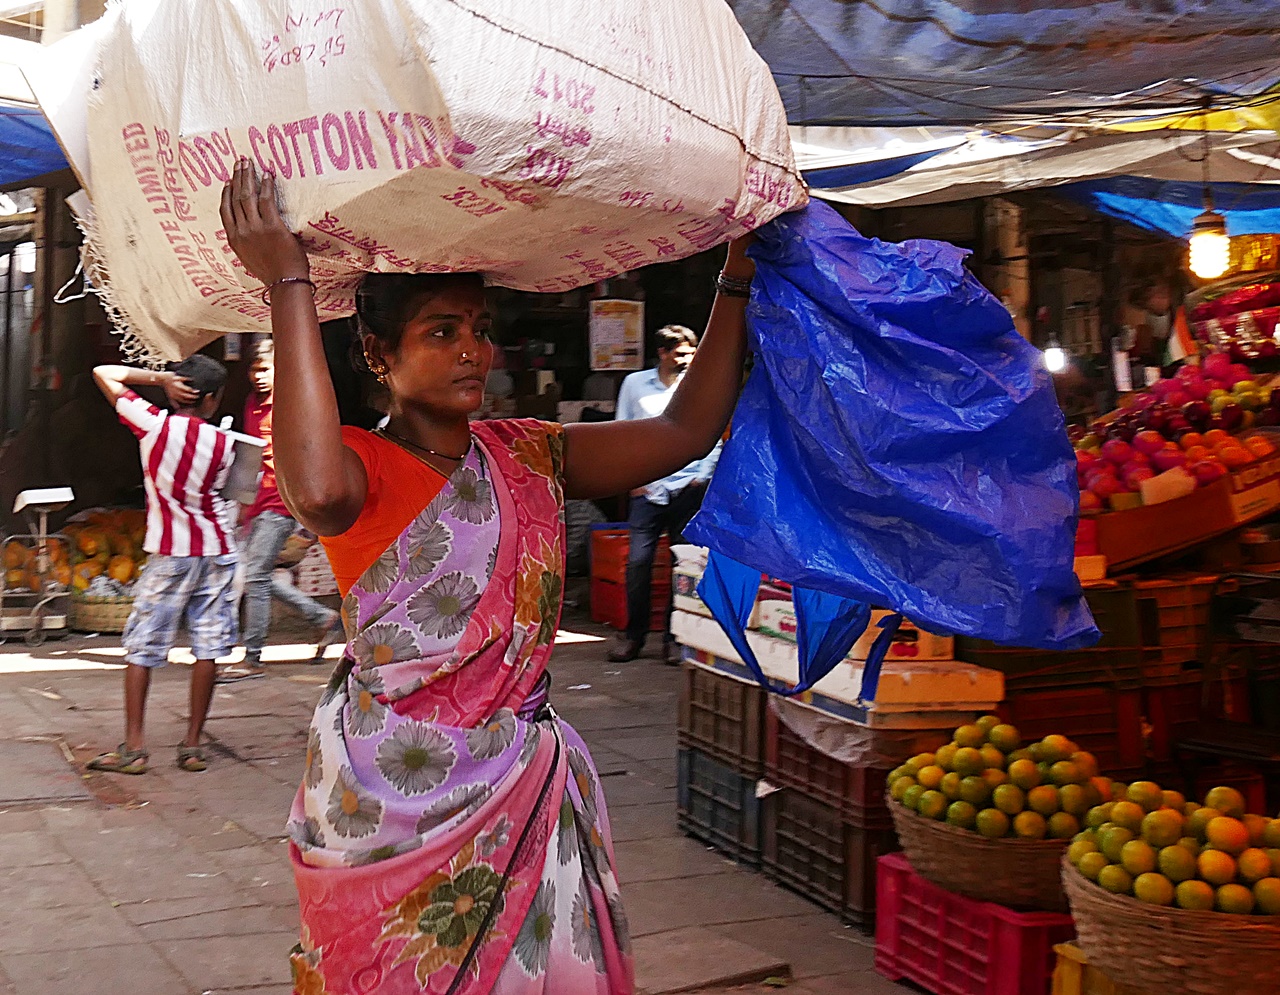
left=288, top=419, right=634, bottom=995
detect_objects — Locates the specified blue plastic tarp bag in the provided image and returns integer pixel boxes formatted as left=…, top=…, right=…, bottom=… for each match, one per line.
left=690, top=201, right=1098, bottom=699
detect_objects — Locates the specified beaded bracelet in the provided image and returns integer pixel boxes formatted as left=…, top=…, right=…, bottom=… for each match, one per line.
left=262, top=276, right=315, bottom=304
left=715, top=273, right=752, bottom=298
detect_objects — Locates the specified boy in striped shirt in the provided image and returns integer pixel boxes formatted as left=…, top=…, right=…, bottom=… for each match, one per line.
left=87, top=355, right=238, bottom=774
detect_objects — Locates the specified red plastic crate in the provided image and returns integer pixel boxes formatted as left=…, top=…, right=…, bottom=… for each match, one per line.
left=1143, top=675, right=1204, bottom=762
left=764, top=707, right=892, bottom=828
left=997, top=685, right=1143, bottom=776
left=875, top=853, right=1075, bottom=995
left=589, top=529, right=671, bottom=584
left=589, top=577, right=672, bottom=632
left=1133, top=575, right=1218, bottom=680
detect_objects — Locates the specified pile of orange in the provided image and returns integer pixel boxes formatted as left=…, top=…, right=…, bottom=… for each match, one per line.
left=1069, top=783, right=1280, bottom=915
left=1177, top=430, right=1275, bottom=471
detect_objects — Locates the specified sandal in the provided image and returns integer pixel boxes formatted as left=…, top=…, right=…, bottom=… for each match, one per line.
left=86, top=744, right=149, bottom=775
left=216, top=664, right=265, bottom=684
left=176, top=745, right=208, bottom=772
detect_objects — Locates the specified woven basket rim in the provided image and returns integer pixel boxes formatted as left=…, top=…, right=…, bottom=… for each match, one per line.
left=890, top=798, right=1072, bottom=851
left=1063, top=854, right=1280, bottom=938
left=70, top=592, right=136, bottom=604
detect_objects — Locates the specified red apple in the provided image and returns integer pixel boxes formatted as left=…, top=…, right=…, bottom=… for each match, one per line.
left=1125, top=466, right=1156, bottom=488
left=1130, top=392, right=1157, bottom=410
left=1131, top=430, right=1165, bottom=455
left=1229, top=363, right=1253, bottom=386
left=1184, top=380, right=1211, bottom=401
left=1089, top=476, right=1123, bottom=499
left=1076, top=449, right=1100, bottom=474
left=1165, top=389, right=1191, bottom=408
left=1260, top=340, right=1278, bottom=360
left=1181, top=400, right=1212, bottom=429
left=1151, top=448, right=1188, bottom=472
left=1190, top=459, right=1227, bottom=485
left=1177, top=365, right=1203, bottom=383
left=1204, top=353, right=1232, bottom=378
left=1219, top=403, right=1245, bottom=431
left=1257, top=409, right=1280, bottom=427
left=1150, top=378, right=1178, bottom=397
left=1101, top=439, right=1134, bottom=465
left=1078, top=490, right=1103, bottom=512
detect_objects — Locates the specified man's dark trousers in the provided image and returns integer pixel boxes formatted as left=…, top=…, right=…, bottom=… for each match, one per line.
left=624, top=484, right=704, bottom=645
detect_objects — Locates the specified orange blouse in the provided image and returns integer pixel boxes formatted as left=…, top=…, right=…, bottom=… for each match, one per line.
left=319, top=427, right=447, bottom=597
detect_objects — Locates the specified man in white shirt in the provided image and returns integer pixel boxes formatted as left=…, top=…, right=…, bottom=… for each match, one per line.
left=608, top=325, right=720, bottom=664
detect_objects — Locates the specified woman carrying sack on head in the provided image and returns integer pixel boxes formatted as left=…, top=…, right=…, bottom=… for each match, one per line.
left=220, top=159, right=755, bottom=995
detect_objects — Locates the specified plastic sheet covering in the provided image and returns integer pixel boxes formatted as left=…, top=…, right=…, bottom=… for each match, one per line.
left=689, top=201, right=1097, bottom=696
left=770, top=697, right=947, bottom=769
left=0, top=104, right=67, bottom=186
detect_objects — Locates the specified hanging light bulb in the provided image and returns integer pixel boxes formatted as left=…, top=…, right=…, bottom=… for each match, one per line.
left=1190, top=205, right=1230, bottom=280
left=1189, top=97, right=1230, bottom=281
left=1043, top=339, right=1067, bottom=373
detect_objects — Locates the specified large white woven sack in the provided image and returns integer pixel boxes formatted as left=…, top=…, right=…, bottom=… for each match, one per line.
left=73, top=0, right=804, bottom=360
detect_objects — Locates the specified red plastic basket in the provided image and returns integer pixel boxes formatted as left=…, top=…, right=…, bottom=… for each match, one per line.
left=875, top=853, right=1076, bottom=995
left=589, top=577, right=671, bottom=632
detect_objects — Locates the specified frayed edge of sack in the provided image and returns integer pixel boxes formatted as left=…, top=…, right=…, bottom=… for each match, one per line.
left=77, top=223, right=165, bottom=370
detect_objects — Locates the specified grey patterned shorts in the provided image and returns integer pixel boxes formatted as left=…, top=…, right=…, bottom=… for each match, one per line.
left=122, top=553, right=239, bottom=668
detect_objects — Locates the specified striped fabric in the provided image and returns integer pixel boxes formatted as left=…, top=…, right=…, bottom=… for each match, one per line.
left=116, top=389, right=236, bottom=556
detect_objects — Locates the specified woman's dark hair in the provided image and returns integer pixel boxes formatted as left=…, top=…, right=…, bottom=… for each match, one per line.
left=654, top=324, right=698, bottom=352
left=172, top=354, right=228, bottom=400
left=352, top=272, right=485, bottom=369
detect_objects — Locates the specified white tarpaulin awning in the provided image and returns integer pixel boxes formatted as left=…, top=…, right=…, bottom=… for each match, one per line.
left=811, top=130, right=1280, bottom=208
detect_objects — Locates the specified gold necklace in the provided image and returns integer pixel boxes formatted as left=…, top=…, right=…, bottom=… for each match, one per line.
left=377, top=427, right=471, bottom=462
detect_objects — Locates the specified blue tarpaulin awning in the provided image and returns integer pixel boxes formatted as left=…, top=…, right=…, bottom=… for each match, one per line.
left=0, top=103, right=67, bottom=187
left=1056, top=178, right=1280, bottom=240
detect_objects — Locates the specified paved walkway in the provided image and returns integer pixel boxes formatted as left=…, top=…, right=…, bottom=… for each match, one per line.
left=0, top=612, right=904, bottom=995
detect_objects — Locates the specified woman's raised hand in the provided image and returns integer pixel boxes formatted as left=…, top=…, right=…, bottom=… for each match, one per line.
left=219, top=158, right=311, bottom=286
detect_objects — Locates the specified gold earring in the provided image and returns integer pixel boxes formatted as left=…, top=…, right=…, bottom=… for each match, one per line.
left=364, top=354, right=388, bottom=382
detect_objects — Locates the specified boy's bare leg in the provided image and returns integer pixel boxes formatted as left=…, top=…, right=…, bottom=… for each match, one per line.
left=124, top=663, right=151, bottom=752
left=185, top=658, right=217, bottom=748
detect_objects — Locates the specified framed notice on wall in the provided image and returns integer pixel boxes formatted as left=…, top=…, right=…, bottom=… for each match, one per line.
left=589, top=299, right=644, bottom=371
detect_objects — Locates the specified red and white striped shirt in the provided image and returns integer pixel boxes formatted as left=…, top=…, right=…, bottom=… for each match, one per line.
left=116, top=389, right=236, bottom=556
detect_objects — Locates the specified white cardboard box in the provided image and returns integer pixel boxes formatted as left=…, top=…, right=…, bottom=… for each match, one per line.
left=671, top=610, right=1002, bottom=720
left=755, top=599, right=955, bottom=662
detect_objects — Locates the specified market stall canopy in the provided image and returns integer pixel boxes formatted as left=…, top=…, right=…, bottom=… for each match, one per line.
left=0, top=36, right=69, bottom=187
left=810, top=129, right=1280, bottom=209
left=0, top=102, right=67, bottom=187
left=727, top=0, right=1280, bottom=128
left=1057, top=178, right=1280, bottom=241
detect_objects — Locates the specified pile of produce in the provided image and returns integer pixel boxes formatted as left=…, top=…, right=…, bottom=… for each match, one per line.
left=62, top=509, right=148, bottom=597
left=1072, top=354, right=1279, bottom=512
left=3, top=538, right=71, bottom=592
left=1067, top=782, right=1280, bottom=915
left=888, top=716, right=1105, bottom=841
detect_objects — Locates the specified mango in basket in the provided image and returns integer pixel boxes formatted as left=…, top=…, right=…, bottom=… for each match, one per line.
left=76, top=529, right=107, bottom=558
left=106, top=555, right=135, bottom=584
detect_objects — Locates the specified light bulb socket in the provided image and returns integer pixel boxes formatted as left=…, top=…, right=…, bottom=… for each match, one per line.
left=1192, top=208, right=1227, bottom=239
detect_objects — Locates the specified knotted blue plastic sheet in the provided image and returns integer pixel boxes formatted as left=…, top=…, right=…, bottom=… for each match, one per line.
left=690, top=201, right=1098, bottom=698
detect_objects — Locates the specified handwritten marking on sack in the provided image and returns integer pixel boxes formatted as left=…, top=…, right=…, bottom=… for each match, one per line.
left=478, top=178, right=542, bottom=208
left=261, top=8, right=347, bottom=73
left=533, top=112, right=591, bottom=149
left=531, top=69, right=596, bottom=114
left=519, top=147, right=573, bottom=189
left=441, top=187, right=506, bottom=219
left=618, top=191, right=684, bottom=213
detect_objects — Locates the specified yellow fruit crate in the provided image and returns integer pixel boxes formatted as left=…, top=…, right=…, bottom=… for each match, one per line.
left=1052, top=943, right=1157, bottom=995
